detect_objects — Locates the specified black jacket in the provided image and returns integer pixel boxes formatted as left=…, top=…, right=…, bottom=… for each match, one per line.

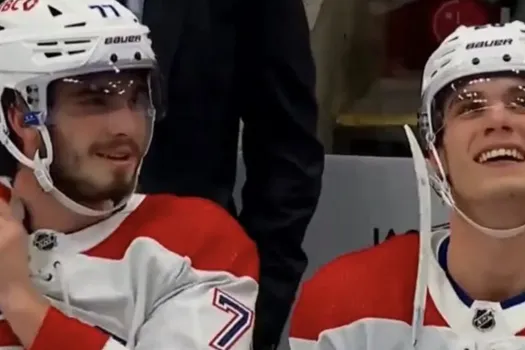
left=140, top=0, right=324, bottom=347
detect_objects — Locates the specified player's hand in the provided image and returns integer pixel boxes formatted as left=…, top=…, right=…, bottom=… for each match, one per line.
left=0, top=198, right=32, bottom=299
left=0, top=198, right=49, bottom=348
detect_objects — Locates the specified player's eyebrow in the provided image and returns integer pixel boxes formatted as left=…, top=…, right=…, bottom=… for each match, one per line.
left=506, top=85, right=525, bottom=96
left=443, top=87, right=476, bottom=112
left=448, top=85, right=525, bottom=106
left=70, top=87, right=107, bottom=97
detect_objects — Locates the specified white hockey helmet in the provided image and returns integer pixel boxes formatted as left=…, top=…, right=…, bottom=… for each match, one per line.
left=404, top=22, right=525, bottom=348
left=0, top=0, right=162, bottom=217
left=412, top=21, right=525, bottom=239
left=420, top=21, right=525, bottom=142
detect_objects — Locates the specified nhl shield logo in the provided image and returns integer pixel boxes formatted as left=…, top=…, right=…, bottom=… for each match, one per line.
left=472, top=308, right=496, bottom=332
left=32, top=230, right=58, bottom=251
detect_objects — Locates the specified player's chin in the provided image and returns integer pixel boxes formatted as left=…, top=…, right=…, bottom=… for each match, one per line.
left=478, top=179, right=525, bottom=199
left=93, top=160, right=138, bottom=178
left=84, top=168, right=128, bottom=187
left=477, top=158, right=525, bottom=171
left=85, top=178, right=136, bottom=202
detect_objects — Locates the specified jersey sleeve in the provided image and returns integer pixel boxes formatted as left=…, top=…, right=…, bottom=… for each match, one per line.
left=134, top=243, right=258, bottom=350
left=131, top=196, right=259, bottom=349
left=146, top=196, right=260, bottom=282
left=289, top=250, right=376, bottom=349
left=289, top=264, right=341, bottom=350
left=289, top=263, right=372, bottom=350
left=29, top=237, right=258, bottom=350
left=182, top=197, right=259, bottom=281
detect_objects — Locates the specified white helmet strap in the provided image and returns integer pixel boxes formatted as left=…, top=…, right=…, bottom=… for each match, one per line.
left=32, top=147, right=129, bottom=217
left=427, top=140, right=525, bottom=238
left=2, top=124, right=130, bottom=217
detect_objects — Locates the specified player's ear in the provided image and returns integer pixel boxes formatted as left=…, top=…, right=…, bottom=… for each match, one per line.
left=6, top=95, right=40, bottom=158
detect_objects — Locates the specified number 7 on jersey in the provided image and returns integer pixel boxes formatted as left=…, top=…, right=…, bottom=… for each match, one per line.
left=209, top=288, right=254, bottom=350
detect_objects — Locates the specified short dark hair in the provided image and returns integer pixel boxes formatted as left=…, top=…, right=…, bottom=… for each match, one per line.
left=0, top=88, right=23, bottom=177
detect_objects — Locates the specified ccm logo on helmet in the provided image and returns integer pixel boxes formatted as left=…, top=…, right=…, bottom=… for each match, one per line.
left=465, top=38, right=513, bottom=50
left=104, top=35, right=141, bottom=45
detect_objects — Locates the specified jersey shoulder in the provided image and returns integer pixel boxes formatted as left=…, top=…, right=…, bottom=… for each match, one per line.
left=88, top=194, right=259, bottom=280
left=290, top=234, right=419, bottom=340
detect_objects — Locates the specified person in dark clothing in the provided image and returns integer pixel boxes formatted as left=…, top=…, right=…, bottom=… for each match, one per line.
left=138, top=0, right=324, bottom=348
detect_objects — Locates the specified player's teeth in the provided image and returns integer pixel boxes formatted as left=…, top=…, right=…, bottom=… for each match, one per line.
left=477, top=148, right=524, bottom=163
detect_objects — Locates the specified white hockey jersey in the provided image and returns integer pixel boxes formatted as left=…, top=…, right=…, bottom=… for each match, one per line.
left=289, top=231, right=525, bottom=350
left=0, top=193, right=259, bottom=350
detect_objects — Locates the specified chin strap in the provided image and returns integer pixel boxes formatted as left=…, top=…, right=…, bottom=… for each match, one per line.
left=0, top=105, right=156, bottom=218
left=404, top=122, right=525, bottom=348
left=426, top=137, right=525, bottom=239
left=32, top=151, right=129, bottom=216
left=0, top=124, right=134, bottom=217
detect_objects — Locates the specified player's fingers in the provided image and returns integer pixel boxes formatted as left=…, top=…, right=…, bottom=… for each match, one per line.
left=0, top=197, right=14, bottom=218
left=0, top=183, right=10, bottom=203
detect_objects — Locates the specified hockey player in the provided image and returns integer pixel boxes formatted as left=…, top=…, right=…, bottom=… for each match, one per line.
left=0, top=0, right=258, bottom=349
left=289, top=21, right=525, bottom=350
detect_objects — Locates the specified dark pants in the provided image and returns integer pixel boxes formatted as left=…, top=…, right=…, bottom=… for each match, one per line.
left=140, top=0, right=324, bottom=347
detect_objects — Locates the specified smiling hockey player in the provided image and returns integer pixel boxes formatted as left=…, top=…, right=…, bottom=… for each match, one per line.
left=0, top=0, right=258, bottom=349
left=289, top=21, right=525, bottom=349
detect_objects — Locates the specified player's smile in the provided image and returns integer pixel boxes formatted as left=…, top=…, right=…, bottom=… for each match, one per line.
left=474, top=145, right=525, bottom=168
left=96, top=150, right=131, bottom=161
left=93, top=143, right=141, bottom=168
left=95, top=154, right=137, bottom=168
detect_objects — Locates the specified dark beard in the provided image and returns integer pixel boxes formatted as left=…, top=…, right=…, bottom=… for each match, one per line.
left=47, top=129, right=141, bottom=207
left=49, top=160, right=137, bottom=206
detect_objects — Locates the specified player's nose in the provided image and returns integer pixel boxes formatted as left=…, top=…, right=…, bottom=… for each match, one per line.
left=105, top=106, right=143, bottom=136
left=482, top=103, right=515, bottom=136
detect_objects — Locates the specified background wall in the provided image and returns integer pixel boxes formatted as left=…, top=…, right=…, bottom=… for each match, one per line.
left=234, top=153, right=450, bottom=349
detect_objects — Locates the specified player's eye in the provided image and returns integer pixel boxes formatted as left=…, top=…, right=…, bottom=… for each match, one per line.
left=454, top=100, right=487, bottom=118
left=81, top=97, right=108, bottom=106
left=129, top=89, right=147, bottom=105
left=507, top=93, right=525, bottom=113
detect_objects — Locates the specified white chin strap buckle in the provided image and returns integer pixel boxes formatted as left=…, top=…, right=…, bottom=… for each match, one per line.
left=33, top=168, right=53, bottom=193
